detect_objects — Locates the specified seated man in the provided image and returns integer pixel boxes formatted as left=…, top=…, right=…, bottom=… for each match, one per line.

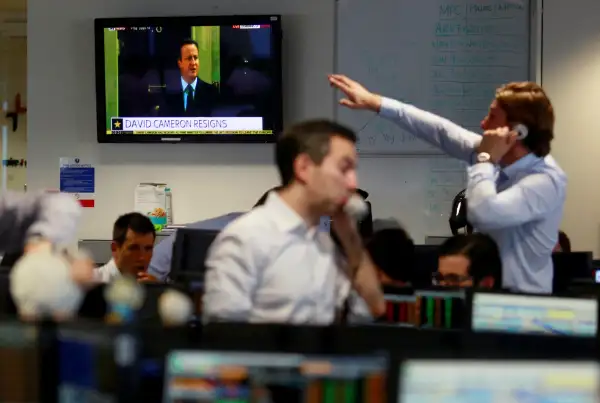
left=366, top=220, right=415, bottom=287
left=147, top=186, right=283, bottom=282
left=94, top=213, right=156, bottom=283
left=434, top=233, right=502, bottom=289
left=203, top=119, right=385, bottom=324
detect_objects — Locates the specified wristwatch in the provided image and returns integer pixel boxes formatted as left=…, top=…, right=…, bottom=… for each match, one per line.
left=477, top=152, right=491, bottom=163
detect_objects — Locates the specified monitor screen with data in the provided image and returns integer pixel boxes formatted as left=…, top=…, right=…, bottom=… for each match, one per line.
left=399, top=360, right=600, bottom=403
left=57, top=327, right=117, bottom=402
left=163, top=351, right=387, bottom=403
left=0, top=322, right=39, bottom=403
left=471, top=292, right=597, bottom=337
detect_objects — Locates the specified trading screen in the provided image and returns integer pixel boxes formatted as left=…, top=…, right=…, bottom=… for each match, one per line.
left=383, top=289, right=466, bottom=329
left=471, top=292, right=597, bottom=336
left=163, top=351, right=387, bottom=403
left=399, top=360, right=600, bottom=403
left=0, top=322, right=39, bottom=403
left=58, top=328, right=117, bottom=403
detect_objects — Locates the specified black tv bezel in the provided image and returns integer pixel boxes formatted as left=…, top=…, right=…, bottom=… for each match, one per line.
left=94, top=15, right=283, bottom=144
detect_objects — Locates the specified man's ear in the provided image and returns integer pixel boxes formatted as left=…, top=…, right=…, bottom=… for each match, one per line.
left=293, top=153, right=313, bottom=184
left=110, top=241, right=120, bottom=260
left=478, top=276, right=495, bottom=289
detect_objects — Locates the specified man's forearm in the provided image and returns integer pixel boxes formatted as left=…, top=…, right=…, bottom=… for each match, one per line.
left=338, top=235, right=385, bottom=317
left=27, top=192, right=81, bottom=245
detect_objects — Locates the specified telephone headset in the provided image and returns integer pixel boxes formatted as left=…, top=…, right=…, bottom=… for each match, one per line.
left=512, top=123, right=529, bottom=140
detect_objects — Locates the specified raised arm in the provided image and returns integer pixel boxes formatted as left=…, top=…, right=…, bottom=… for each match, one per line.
left=379, top=98, right=482, bottom=162
left=329, top=74, right=482, bottom=162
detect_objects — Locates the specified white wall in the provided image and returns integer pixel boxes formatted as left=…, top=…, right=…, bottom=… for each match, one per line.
left=27, top=0, right=336, bottom=240
left=542, top=0, right=600, bottom=255
left=29, top=0, right=594, bottom=250
left=0, top=37, right=27, bottom=192
left=27, top=0, right=438, bottom=244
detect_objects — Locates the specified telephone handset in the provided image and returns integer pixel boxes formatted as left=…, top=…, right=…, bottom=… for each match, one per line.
left=512, top=123, right=528, bottom=140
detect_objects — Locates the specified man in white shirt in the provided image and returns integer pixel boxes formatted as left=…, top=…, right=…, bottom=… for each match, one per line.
left=328, top=74, right=566, bottom=293
left=203, top=119, right=385, bottom=324
left=95, top=212, right=156, bottom=283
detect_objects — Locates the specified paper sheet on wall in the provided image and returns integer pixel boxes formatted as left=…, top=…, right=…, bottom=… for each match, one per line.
left=59, top=157, right=95, bottom=208
left=134, top=183, right=167, bottom=230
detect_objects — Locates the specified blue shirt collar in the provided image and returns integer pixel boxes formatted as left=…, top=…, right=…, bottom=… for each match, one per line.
left=502, top=153, right=540, bottom=180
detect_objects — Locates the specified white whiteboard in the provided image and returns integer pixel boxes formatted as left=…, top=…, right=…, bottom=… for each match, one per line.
left=335, top=0, right=532, bottom=155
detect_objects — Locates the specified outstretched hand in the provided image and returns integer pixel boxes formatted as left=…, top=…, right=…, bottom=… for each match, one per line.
left=328, top=74, right=382, bottom=112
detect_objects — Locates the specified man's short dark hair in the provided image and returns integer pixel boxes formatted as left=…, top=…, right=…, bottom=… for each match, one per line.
left=438, top=234, right=502, bottom=289
left=275, top=119, right=357, bottom=186
left=253, top=186, right=283, bottom=208
left=366, top=227, right=415, bottom=284
left=179, top=38, right=199, bottom=60
left=112, top=212, right=156, bottom=245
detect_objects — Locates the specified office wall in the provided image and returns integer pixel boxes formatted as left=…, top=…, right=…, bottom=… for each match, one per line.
left=29, top=0, right=595, bottom=252
left=28, top=0, right=437, bottom=244
left=543, top=0, right=600, bottom=255
left=27, top=0, right=336, bottom=240
left=0, top=37, right=27, bottom=192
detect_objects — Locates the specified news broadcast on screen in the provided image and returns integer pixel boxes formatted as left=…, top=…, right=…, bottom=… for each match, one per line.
left=94, top=15, right=283, bottom=143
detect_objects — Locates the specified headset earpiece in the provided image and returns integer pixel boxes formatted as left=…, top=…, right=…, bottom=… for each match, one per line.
left=513, top=123, right=528, bottom=140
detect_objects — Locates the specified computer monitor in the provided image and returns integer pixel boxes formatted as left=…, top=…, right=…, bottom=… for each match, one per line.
left=399, top=360, right=600, bottom=402
left=471, top=292, right=598, bottom=337
left=381, top=288, right=466, bottom=329
left=170, top=228, right=220, bottom=284
left=0, top=322, right=39, bottom=403
left=57, top=326, right=118, bottom=402
left=163, top=351, right=387, bottom=403
left=552, top=251, right=593, bottom=293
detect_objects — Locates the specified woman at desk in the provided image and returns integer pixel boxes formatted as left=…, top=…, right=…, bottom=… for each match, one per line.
left=328, top=74, right=566, bottom=294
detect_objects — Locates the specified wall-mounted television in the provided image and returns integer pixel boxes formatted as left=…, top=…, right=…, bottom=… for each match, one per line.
left=94, top=15, right=283, bottom=143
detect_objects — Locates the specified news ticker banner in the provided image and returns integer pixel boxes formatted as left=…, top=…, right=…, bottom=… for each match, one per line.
left=108, top=130, right=274, bottom=135
left=59, top=157, right=95, bottom=208
left=109, top=117, right=269, bottom=134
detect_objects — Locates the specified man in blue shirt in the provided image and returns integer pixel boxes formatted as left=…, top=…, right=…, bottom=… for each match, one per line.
left=329, top=74, right=566, bottom=294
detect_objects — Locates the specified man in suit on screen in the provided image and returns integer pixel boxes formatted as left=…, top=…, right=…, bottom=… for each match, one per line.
left=160, top=39, right=218, bottom=117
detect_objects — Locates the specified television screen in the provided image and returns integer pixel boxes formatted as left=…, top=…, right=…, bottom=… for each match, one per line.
left=471, top=292, right=598, bottom=337
left=400, top=360, right=600, bottom=402
left=94, top=15, right=283, bottom=143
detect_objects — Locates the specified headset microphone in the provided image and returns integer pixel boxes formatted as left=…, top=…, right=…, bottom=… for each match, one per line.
left=513, top=124, right=528, bottom=140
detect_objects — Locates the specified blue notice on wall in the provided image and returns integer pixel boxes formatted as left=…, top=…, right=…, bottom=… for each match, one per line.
left=59, top=157, right=95, bottom=193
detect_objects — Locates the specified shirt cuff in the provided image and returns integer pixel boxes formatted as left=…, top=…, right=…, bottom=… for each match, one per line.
left=378, top=97, right=405, bottom=119
left=467, top=161, right=496, bottom=179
